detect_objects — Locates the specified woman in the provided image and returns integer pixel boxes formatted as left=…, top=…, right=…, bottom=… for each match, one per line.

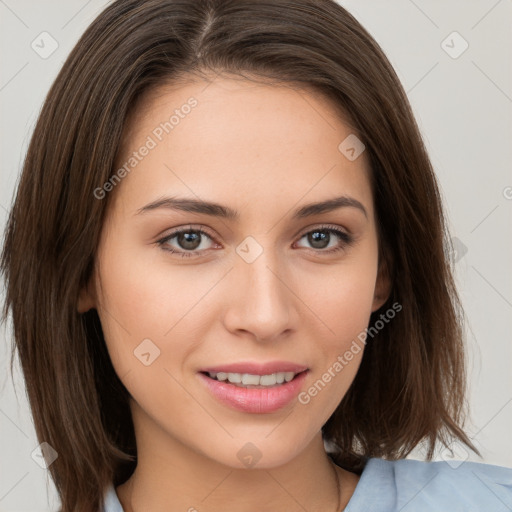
left=2, top=1, right=511, bottom=511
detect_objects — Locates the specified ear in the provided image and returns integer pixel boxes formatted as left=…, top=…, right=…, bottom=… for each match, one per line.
left=371, top=254, right=392, bottom=312
left=77, top=279, right=97, bottom=313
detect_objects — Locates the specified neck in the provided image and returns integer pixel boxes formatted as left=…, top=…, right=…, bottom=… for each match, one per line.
left=115, top=399, right=360, bottom=512
left=116, top=433, right=351, bottom=510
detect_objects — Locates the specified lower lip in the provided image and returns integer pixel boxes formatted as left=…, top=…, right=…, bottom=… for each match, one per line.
left=198, top=371, right=309, bottom=413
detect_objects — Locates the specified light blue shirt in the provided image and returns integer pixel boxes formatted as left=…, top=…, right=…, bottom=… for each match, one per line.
left=102, top=457, right=512, bottom=511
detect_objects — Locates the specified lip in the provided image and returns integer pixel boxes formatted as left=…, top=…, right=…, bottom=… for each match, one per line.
left=198, top=369, right=309, bottom=413
left=199, top=361, right=309, bottom=375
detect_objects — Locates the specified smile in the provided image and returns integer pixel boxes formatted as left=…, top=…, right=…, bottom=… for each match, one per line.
left=206, top=371, right=299, bottom=387
left=198, top=370, right=309, bottom=413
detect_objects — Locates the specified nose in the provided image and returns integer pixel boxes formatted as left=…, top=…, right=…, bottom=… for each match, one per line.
left=222, top=247, right=296, bottom=342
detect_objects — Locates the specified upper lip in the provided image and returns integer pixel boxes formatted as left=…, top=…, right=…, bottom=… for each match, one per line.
left=199, top=361, right=309, bottom=375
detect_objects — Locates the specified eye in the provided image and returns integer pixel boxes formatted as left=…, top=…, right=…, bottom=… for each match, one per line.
left=156, top=223, right=354, bottom=258
left=294, top=224, right=354, bottom=255
left=156, top=226, right=218, bottom=258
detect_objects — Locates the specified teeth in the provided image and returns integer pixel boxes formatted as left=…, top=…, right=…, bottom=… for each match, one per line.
left=242, top=373, right=261, bottom=385
left=259, top=374, right=277, bottom=386
left=207, top=371, right=297, bottom=386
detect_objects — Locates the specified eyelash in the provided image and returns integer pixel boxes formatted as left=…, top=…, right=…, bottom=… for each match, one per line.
left=156, top=224, right=354, bottom=259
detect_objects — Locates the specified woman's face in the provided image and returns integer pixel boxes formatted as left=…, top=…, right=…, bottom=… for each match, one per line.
left=81, top=75, right=389, bottom=469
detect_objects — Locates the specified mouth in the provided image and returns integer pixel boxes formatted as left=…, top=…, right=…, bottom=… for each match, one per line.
left=197, top=369, right=310, bottom=413
left=199, top=369, right=309, bottom=389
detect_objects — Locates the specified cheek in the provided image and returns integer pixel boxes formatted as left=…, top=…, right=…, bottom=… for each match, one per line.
left=94, top=241, right=207, bottom=416
left=300, top=246, right=379, bottom=342
left=96, top=238, right=212, bottom=338
left=326, top=276, right=377, bottom=347
left=309, top=274, right=373, bottom=370
left=295, top=268, right=375, bottom=414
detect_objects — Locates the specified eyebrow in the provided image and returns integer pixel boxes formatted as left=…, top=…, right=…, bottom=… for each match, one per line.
left=136, top=195, right=368, bottom=220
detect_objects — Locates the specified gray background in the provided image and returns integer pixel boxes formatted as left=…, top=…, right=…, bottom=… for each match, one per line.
left=1, top=1, right=511, bottom=510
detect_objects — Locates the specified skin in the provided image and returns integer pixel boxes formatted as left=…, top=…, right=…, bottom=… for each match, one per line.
left=79, top=74, right=390, bottom=512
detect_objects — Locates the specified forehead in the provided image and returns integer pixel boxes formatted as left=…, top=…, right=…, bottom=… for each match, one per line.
left=111, top=75, right=374, bottom=222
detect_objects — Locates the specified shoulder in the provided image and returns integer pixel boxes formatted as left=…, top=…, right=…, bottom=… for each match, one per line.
left=345, top=457, right=512, bottom=512
left=101, top=483, right=124, bottom=512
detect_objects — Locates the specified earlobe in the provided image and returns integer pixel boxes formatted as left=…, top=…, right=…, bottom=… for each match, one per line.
left=371, top=256, right=392, bottom=312
left=77, top=281, right=96, bottom=313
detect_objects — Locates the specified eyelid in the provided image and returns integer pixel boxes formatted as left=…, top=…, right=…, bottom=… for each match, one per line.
left=294, top=223, right=354, bottom=250
left=156, top=224, right=220, bottom=251
left=158, top=224, right=218, bottom=241
left=296, top=222, right=350, bottom=238
left=156, top=222, right=354, bottom=256
left=159, top=223, right=351, bottom=241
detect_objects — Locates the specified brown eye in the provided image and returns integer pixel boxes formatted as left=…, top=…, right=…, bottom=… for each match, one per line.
left=295, top=225, right=353, bottom=254
left=157, top=227, right=217, bottom=258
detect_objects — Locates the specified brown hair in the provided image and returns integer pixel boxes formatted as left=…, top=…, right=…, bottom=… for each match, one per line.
left=1, top=0, right=480, bottom=510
